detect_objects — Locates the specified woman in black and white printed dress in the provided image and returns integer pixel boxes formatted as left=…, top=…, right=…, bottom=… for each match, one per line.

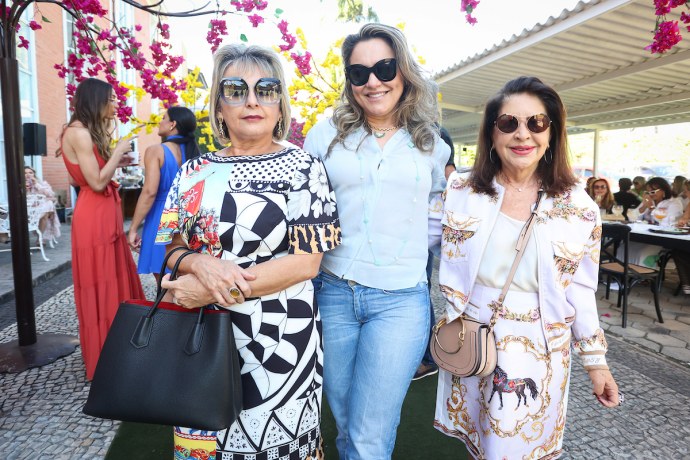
left=157, top=44, right=340, bottom=460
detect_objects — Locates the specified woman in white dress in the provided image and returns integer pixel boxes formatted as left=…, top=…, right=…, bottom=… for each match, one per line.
left=24, top=166, right=61, bottom=242
left=631, top=176, right=684, bottom=268
left=430, top=76, right=620, bottom=460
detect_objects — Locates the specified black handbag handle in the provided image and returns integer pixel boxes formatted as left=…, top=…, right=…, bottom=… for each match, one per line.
left=155, top=246, right=193, bottom=297
left=150, top=248, right=197, bottom=314
left=131, top=248, right=204, bottom=351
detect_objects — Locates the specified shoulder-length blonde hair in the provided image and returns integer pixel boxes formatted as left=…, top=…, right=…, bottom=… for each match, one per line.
left=209, top=44, right=291, bottom=145
left=61, top=78, right=114, bottom=161
left=328, top=23, right=440, bottom=156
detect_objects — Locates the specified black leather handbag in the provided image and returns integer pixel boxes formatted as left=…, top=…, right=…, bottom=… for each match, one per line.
left=83, top=247, right=243, bottom=430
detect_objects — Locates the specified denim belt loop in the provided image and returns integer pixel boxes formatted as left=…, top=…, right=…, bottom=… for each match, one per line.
left=322, top=267, right=358, bottom=287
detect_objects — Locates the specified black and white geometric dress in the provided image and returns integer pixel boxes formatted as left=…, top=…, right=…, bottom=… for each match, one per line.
left=156, top=147, right=341, bottom=460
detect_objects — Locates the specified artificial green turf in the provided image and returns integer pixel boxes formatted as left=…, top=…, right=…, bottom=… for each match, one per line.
left=106, top=374, right=466, bottom=459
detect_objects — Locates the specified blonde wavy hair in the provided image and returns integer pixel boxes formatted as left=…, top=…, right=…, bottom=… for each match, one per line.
left=209, top=44, right=291, bottom=145
left=328, top=23, right=440, bottom=156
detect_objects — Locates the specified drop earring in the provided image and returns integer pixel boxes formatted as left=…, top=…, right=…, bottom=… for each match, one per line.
left=276, top=118, right=283, bottom=138
left=217, top=118, right=227, bottom=139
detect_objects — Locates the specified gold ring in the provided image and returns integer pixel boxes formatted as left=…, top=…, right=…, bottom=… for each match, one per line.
left=229, top=287, right=241, bottom=299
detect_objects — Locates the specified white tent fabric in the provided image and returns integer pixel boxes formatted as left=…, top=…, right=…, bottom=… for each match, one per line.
left=435, top=0, right=690, bottom=146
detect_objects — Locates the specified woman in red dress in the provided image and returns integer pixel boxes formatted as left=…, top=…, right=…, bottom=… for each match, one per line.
left=59, top=78, right=145, bottom=380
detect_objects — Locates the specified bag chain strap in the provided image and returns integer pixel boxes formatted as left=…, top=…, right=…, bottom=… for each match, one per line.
left=487, top=189, right=544, bottom=330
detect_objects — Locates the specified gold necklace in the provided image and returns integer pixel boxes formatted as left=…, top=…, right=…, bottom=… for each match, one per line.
left=501, top=173, right=539, bottom=193
left=367, top=123, right=400, bottom=138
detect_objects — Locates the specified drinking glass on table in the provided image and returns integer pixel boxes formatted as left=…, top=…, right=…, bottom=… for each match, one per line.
left=653, top=207, right=667, bottom=225
left=612, top=205, right=623, bottom=218
left=627, top=207, right=639, bottom=222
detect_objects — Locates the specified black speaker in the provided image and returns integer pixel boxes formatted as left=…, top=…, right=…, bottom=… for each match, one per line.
left=23, top=122, right=47, bottom=156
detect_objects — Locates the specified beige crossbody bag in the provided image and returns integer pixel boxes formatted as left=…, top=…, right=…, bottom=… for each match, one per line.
left=430, top=190, right=544, bottom=378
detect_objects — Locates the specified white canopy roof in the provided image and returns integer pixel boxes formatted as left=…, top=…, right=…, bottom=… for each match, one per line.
left=435, top=0, right=690, bottom=145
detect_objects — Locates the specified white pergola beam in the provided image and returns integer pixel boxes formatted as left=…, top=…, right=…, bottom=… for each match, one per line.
left=568, top=91, right=690, bottom=119
left=556, top=49, right=690, bottom=92
left=435, top=0, right=632, bottom=85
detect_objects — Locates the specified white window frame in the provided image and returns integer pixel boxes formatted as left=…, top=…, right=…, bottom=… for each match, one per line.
left=0, top=10, right=40, bottom=204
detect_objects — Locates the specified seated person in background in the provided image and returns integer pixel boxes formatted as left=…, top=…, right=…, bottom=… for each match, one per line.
left=613, top=177, right=641, bottom=220
left=628, top=177, right=684, bottom=268
left=632, top=175, right=646, bottom=198
left=676, top=205, right=690, bottom=295
left=588, top=177, right=615, bottom=214
left=672, top=175, right=686, bottom=199
left=24, top=166, right=61, bottom=242
left=677, top=178, right=689, bottom=209
left=637, top=177, right=684, bottom=226
left=679, top=199, right=690, bottom=228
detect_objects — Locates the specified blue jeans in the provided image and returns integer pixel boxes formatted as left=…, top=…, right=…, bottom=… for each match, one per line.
left=314, top=272, right=430, bottom=460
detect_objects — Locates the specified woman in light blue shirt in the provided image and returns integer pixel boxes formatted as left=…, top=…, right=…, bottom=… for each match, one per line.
left=304, top=23, right=449, bottom=460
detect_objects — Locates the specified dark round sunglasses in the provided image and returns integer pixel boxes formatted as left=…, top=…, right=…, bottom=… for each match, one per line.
left=495, top=113, right=552, bottom=134
left=345, top=58, right=397, bottom=86
left=219, top=77, right=282, bottom=106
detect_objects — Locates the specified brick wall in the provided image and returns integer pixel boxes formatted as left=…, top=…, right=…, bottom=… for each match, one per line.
left=32, top=2, right=162, bottom=207
left=34, top=3, right=69, bottom=205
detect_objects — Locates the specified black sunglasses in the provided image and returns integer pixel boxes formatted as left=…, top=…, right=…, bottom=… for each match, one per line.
left=495, top=113, right=552, bottom=134
left=219, top=77, right=282, bottom=106
left=345, top=58, right=397, bottom=86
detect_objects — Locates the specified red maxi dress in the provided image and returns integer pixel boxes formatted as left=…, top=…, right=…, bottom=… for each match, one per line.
left=62, top=146, right=144, bottom=380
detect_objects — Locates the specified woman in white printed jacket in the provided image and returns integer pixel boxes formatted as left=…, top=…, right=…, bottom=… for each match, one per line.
left=429, top=76, right=619, bottom=460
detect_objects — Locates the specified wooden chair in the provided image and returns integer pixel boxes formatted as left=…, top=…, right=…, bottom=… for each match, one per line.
left=658, top=250, right=683, bottom=296
left=599, top=223, right=663, bottom=328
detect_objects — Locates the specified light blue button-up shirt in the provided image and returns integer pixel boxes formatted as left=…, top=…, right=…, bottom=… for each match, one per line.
left=304, top=118, right=450, bottom=290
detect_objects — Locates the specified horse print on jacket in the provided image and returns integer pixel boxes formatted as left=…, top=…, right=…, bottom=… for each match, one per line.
left=488, top=366, right=538, bottom=410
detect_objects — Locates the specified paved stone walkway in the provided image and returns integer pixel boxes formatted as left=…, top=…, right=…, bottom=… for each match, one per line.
left=1, top=251, right=689, bottom=458
left=0, top=274, right=158, bottom=459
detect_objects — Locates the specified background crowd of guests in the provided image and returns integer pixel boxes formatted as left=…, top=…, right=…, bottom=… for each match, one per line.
left=586, top=173, right=689, bottom=295
left=41, top=20, right=690, bottom=460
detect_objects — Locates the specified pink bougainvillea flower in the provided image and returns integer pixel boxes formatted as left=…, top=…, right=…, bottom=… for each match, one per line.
left=248, top=14, right=264, bottom=27
left=461, top=0, right=480, bottom=25
left=646, top=19, right=683, bottom=53
left=286, top=118, right=306, bottom=148
left=291, top=51, right=312, bottom=76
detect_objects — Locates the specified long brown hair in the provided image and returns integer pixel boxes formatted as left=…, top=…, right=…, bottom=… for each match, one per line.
left=469, top=76, right=577, bottom=197
left=61, top=78, right=114, bottom=161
